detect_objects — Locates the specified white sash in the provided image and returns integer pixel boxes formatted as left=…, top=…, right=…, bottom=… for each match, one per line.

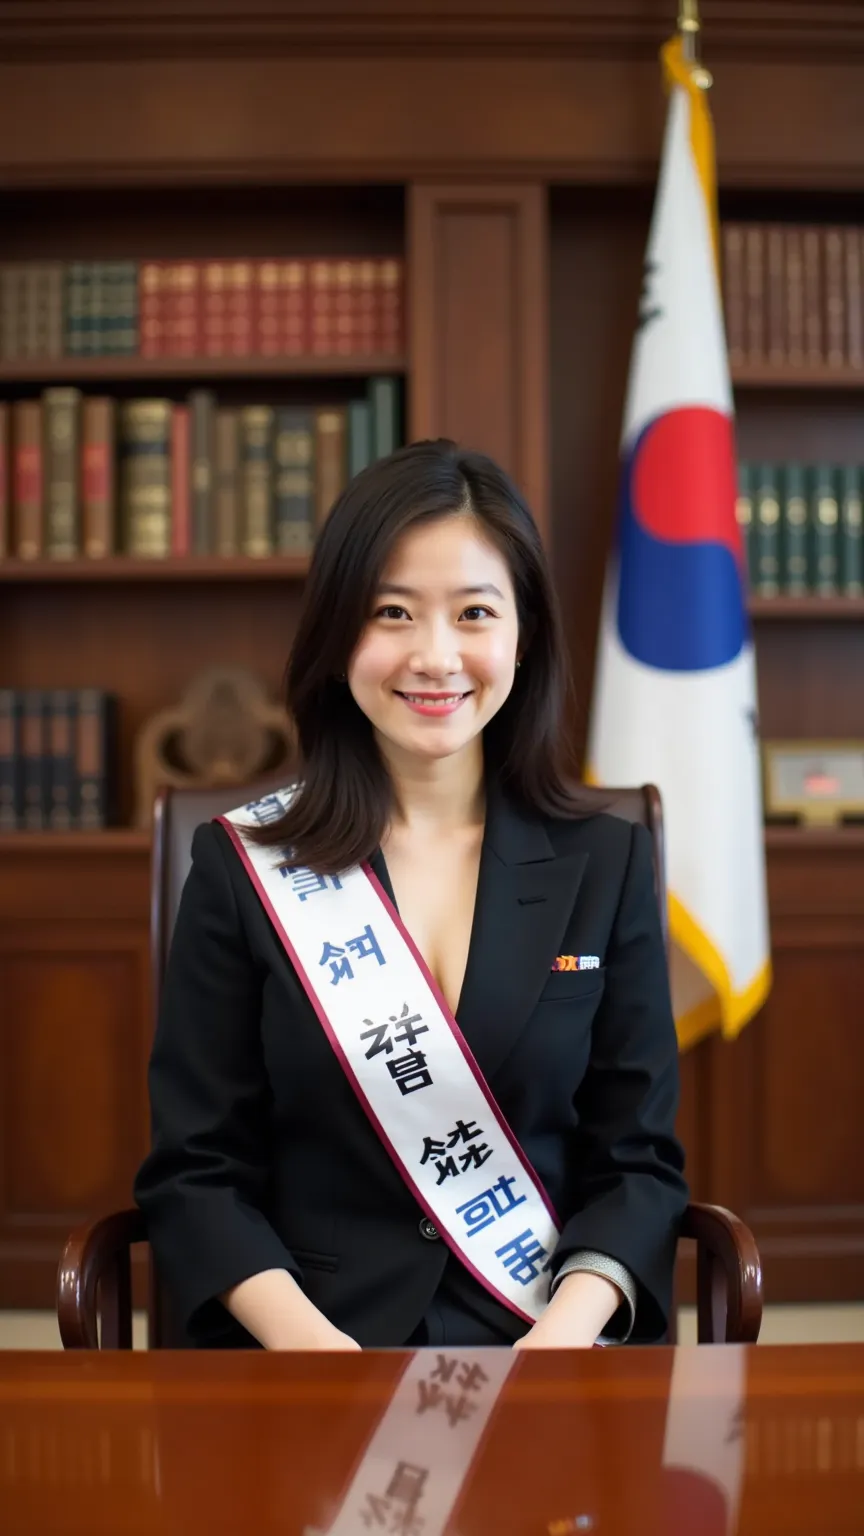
left=218, top=787, right=560, bottom=1324
left=302, top=1350, right=517, bottom=1536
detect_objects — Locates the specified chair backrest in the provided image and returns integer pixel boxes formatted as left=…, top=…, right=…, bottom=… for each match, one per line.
left=146, top=778, right=667, bottom=1345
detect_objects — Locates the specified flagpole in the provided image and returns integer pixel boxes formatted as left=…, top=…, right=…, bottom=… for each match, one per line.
left=677, top=0, right=712, bottom=86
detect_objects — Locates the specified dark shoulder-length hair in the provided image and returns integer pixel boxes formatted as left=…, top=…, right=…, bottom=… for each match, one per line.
left=245, top=438, right=593, bottom=872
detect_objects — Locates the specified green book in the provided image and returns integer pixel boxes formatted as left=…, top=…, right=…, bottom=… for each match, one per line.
left=347, top=398, right=372, bottom=479
left=839, top=465, right=863, bottom=596
left=273, top=407, right=314, bottom=556
left=811, top=464, right=839, bottom=596
left=781, top=461, right=809, bottom=595
left=369, top=376, right=401, bottom=462
left=753, top=462, right=781, bottom=597
left=735, top=461, right=755, bottom=591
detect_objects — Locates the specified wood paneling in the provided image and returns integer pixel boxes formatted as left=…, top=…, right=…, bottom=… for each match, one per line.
left=0, top=54, right=862, bottom=189
left=0, top=848, right=150, bottom=1307
left=409, top=184, right=548, bottom=531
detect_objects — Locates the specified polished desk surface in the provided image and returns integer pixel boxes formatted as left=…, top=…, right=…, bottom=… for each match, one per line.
left=1, top=1344, right=863, bottom=1534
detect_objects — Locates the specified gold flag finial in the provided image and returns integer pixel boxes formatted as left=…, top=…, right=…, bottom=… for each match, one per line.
left=678, top=0, right=712, bottom=88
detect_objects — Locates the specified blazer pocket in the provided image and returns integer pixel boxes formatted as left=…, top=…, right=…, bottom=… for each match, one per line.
left=291, top=1247, right=340, bottom=1273
left=538, top=967, right=606, bottom=1004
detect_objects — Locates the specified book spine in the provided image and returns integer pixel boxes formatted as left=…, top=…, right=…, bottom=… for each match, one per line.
left=823, top=228, right=846, bottom=369
left=173, top=261, right=201, bottom=358
left=139, top=261, right=166, bottom=359
left=227, top=260, right=254, bottom=357
left=0, top=402, right=8, bottom=558
left=735, top=460, right=755, bottom=591
left=257, top=261, right=281, bottom=357
left=781, top=462, right=809, bottom=595
left=42, top=264, right=65, bottom=359
left=0, top=689, right=20, bottom=831
left=171, top=404, right=191, bottom=556
left=22, top=266, right=42, bottom=358
left=76, top=690, right=118, bottom=829
left=356, top=259, right=377, bottom=356
left=811, top=464, right=839, bottom=595
left=314, top=407, right=347, bottom=529
left=310, top=260, right=336, bottom=356
left=273, top=408, right=315, bottom=555
left=12, top=399, right=43, bottom=560
left=377, top=257, right=404, bottom=356
left=369, top=376, right=400, bottom=461
left=65, top=263, right=88, bottom=357
left=202, top=261, right=227, bottom=358
left=743, top=226, right=764, bottom=366
left=333, top=259, right=355, bottom=356
left=189, top=389, right=215, bottom=554
left=1, top=266, right=23, bottom=360
left=119, top=399, right=172, bottom=557
left=347, top=398, right=372, bottom=480
left=848, top=231, right=864, bottom=371
left=81, top=396, right=116, bottom=558
left=282, top=259, right=308, bottom=356
left=785, top=228, right=805, bottom=368
left=766, top=225, right=786, bottom=367
left=86, top=262, right=104, bottom=357
left=21, top=690, right=48, bottom=830
left=240, top=406, right=274, bottom=556
left=753, top=463, right=781, bottom=597
left=215, top=407, right=240, bottom=556
left=48, top=689, right=77, bottom=829
left=839, top=464, right=863, bottom=597
left=43, top=386, right=82, bottom=557
left=802, top=227, right=823, bottom=367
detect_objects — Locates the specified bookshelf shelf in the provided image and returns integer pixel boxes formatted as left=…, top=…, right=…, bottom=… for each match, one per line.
left=749, top=596, right=864, bottom=619
left=732, top=365, right=864, bottom=390
left=765, top=825, right=864, bottom=851
left=0, top=354, right=406, bottom=385
left=0, top=556, right=311, bottom=583
left=0, top=829, right=150, bottom=854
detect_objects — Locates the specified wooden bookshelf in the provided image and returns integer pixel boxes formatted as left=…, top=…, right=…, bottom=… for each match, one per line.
left=0, top=829, right=150, bottom=853
left=0, top=556, right=311, bottom=583
left=0, top=355, right=407, bottom=384
left=732, top=365, right=864, bottom=390
left=749, top=596, right=864, bottom=619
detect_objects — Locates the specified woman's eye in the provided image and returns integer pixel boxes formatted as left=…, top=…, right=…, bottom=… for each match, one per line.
left=375, top=604, right=409, bottom=621
left=460, top=606, right=494, bottom=622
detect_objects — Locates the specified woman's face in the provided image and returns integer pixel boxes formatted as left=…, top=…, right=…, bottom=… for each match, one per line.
left=348, top=514, right=520, bottom=767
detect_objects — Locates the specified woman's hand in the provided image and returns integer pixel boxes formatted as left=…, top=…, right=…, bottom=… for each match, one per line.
left=513, top=1269, right=623, bottom=1351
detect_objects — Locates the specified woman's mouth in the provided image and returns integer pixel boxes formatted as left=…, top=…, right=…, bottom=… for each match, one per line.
left=394, top=691, right=472, bottom=717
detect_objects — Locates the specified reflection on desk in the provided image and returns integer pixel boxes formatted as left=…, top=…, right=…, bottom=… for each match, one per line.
left=0, top=1343, right=862, bottom=1535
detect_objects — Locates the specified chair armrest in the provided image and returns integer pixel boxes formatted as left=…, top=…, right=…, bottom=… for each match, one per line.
left=680, top=1201, right=763, bottom=1344
left=57, top=1208, right=147, bottom=1350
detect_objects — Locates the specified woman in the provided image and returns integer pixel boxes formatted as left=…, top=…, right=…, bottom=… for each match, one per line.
left=134, top=439, right=687, bottom=1352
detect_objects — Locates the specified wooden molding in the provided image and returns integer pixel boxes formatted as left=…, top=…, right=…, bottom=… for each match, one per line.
left=1, top=1, right=862, bottom=62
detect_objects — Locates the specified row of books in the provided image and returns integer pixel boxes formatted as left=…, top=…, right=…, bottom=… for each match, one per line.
left=737, top=462, right=863, bottom=596
left=0, top=257, right=405, bottom=362
left=0, top=689, right=118, bottom=831
left=723, top=223, right=863, bottom=372
left=0, top=378, right=400, bottom=560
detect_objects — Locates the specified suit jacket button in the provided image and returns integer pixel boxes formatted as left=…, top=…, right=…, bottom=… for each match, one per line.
left=419, top=1218, right=440, bottom=1241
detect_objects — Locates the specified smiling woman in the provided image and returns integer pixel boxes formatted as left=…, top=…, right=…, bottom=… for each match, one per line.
left=134, top=438, right=688, bottom=1358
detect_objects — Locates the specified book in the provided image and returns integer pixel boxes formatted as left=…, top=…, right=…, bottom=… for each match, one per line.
left=47, top=689, right=77, bottom=829
left=0, top=689, right=20, bottom=830
left=314, top=406, right=347, bottom=529
left=20, top=690, right=48, bottom=830
left=781, top=462, right=808, bottom=595
left=189, top=390, right=216, bottom=554
left=76, top=690, right=119, bottom=829
left=119, top=399, right=172, bottom=558
left=811, top=464, right=839, bottom=595
left=753, top=463, right=781, bottom=597
left=273, top=407, right=315, bottom=555
left=12, top=400, right=43, bottom=560
left=839, top=465, right=863, bottom=596
left=215, top=407, right=240, bottom=556
left=240, top=405, right=274, bottom=557
left=82, top=397, right=116, bottom=558
left=735, top=461, right=755, bottom=591
left=43, top=387, right=82, bottom=558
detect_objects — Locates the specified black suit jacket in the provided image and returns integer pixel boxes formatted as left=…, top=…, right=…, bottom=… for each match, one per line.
left=134, top=783, right=688, bottom=1348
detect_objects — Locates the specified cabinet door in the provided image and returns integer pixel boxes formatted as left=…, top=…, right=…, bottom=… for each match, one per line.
left=409, top=182, right=549, bottom=537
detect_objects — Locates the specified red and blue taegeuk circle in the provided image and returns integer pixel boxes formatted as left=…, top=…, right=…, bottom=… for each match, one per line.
left=615, top=406, right=748, bottom=671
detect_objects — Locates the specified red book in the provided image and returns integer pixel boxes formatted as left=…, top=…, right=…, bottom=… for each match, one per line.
left=256, top=260, right=281, bottom=357
left=310, top=258, right=336, bottom=356
left=281, top=258, right=309, bottom=356
left=171, top=404, right=191, bottom=556
left=139, top=260, right=168, bottom=359
left=171, top=260, right=202, bottom=358
left=81, top=396, right=116, bottom=558
left=225, top=260, right=255, bottom=357
left=202, top=260, right=228, bottom=358
left=13, top=400, right=43, bottom=560
left=377, top=257, right=404, bottom=356
left=355, top=258, right=377, bottom=355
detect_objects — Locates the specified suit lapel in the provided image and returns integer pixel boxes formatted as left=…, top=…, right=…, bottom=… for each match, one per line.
left=453, top=782, right=587, bottom=1080
left=373, top=783, right=587, bottom=1081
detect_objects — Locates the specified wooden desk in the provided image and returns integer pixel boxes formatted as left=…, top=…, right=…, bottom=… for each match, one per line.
left=1, top=1345, right=862, bottom=1534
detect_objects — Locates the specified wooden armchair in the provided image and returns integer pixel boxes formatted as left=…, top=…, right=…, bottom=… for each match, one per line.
left=57, top=782, right=763, bottom=1349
